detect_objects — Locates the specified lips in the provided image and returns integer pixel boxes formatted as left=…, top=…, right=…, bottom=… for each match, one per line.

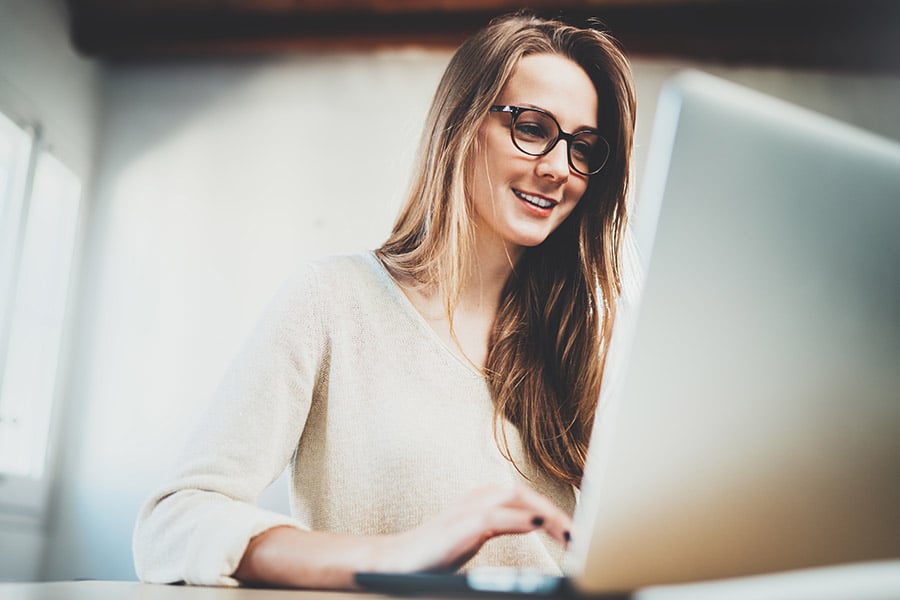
left=513, top=189, right=558, bottom=209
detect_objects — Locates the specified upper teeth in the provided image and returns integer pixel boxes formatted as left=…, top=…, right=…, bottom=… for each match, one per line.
left=516, top=190, right=553, bottom=208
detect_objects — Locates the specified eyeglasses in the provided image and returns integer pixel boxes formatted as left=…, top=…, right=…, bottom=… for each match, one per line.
left=489, top=105, right=610, bottom=176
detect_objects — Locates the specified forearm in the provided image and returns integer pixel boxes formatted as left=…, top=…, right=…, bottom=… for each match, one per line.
left=233, top=525, right=391, bottom=589
left=233, top=484, right=571, bottom=589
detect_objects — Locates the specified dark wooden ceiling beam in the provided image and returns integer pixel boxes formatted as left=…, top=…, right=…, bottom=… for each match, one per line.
left=64, top=0, right=900, bottom=73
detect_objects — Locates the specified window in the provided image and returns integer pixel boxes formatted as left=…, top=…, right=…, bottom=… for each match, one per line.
left=0, top=108, right=81, bottom=516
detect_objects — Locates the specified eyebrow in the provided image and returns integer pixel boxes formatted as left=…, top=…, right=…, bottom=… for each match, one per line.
left=514, top=102, right=598, bottom=132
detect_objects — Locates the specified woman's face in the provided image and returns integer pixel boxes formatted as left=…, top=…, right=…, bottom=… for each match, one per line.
left=471, top=53, right=599, bottom=259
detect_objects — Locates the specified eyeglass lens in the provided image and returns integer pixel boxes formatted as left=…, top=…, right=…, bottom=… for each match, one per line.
left=511, top=109, right=609, bottom=175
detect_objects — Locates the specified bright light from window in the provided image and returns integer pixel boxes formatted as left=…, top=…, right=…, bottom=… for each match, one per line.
left=0, top=112, right=33, bottom=323
left=0, top=114, right=81, bottom=479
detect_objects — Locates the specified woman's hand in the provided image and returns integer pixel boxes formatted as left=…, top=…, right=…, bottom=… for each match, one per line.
left=234, top=484, right=572, bottom=589
left=378, top=483, right=572, bottom=573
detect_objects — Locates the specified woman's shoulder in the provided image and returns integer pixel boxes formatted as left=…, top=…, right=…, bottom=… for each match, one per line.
left=284, top=252, right=383, bottom=289
left=277, top=252, right=395, bottom=307
left=253, top=253, right=388, bottom=338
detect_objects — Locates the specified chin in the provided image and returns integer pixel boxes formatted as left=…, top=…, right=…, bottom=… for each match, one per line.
left=510, top=227, right=555, bottom=248
left=508, top=236, right=550, bottom=250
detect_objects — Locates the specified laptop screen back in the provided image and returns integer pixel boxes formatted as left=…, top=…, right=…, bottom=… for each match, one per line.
left=568, top=71, right=900, bottom=593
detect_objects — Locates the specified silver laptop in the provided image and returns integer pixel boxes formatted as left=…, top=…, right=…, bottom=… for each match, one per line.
left=357, top=70, right=900, bottom=597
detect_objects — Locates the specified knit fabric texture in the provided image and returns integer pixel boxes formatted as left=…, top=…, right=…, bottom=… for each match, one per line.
left=133, top=252, right=576, bottom=586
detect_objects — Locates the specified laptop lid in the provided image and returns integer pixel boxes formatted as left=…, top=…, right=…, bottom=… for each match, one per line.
left=567, top=70, right=900, bottom=593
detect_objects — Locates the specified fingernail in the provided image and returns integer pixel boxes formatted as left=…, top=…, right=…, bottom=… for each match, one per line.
left=531, top=516, right=545, bottom=527
left=564, top=531, right=571, bottom=543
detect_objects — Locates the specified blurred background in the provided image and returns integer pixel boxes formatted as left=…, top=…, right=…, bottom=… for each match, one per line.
left=0, top=0, right=897, bottom=583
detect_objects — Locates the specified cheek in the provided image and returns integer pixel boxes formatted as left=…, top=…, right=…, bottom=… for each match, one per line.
left=571, top=178, right=590, bottom=200
left=481, top=127, right=521, bottom=179
left=560, top=184, right=589, bottom=221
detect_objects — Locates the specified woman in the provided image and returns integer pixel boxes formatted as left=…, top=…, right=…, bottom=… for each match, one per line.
left=133, top=11, right=636, bottom=590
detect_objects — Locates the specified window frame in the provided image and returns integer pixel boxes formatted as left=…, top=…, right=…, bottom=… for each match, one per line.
left=0, top=91, right=86, bottom=524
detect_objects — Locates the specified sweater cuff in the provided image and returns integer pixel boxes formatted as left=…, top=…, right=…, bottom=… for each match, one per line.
left=183, top=502, right=308, bottom=587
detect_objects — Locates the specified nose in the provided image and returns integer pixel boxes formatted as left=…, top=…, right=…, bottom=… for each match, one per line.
left=535, top=139, right=570, bottom=182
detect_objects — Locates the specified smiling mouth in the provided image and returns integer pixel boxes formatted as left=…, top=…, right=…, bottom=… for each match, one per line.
left=513, top=189, right=557, bottom=209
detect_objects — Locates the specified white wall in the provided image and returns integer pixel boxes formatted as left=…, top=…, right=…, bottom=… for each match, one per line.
left=0, top=0, right=100, bottom=176
left=629, top=61, right=900, bottom=189
left=41, top=49, right=452, bottom=582
left=0, top=0, right=100, bottom=583
left=3, top=1, right=897, bottom=582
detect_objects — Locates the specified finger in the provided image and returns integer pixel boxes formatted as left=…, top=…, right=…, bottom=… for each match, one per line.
left=479, top=506, right=550, bottom=537
left=513, top=486, right=573, bottom=546
left=397, top=488, right=572, bottom=574
left=402, top=506, right=545, bottom=573
left=469, top=485, right=573, bottom=546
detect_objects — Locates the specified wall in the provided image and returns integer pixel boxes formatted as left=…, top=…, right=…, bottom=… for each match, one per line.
left=0, top=0, right=100, bottom=582
left=0, top=0, right=100, bottom=176
left=3, top=3, right=897, bottom=582
left=629, top=61, right=900, bottom=188
left=41, top=49, right=451, bottom=581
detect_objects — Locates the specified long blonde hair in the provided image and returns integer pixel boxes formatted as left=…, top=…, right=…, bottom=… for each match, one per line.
left=377, top=12, right=636, bottom=487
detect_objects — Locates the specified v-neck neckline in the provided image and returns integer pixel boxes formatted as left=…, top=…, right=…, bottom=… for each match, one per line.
left=364, top=252, right=486, bottom=380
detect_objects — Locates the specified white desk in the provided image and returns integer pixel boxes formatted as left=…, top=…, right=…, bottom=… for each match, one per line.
left=0, top=581, right=368, bottom=600
left=3, top=562, right=900, bottom=600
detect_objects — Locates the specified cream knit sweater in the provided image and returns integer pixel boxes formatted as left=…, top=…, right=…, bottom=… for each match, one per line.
left=133, top=252, right=576, bottom=586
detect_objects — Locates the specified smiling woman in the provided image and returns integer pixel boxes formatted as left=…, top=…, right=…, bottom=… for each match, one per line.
left=133, top=11, right=636, bottom=590
left=471, top=53, right=598, bottom=255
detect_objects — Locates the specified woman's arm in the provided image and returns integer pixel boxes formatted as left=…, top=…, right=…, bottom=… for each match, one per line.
left=234, top=527, right=387, bottom=589
left=234, top=484, right=573, bottom=589
left=134, top=265, right=326, bottom=586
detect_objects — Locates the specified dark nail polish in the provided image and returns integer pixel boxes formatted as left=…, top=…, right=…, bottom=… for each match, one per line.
left=531, top=516, right=545, bottom=527
left=564, top=531, right=571, bottom=542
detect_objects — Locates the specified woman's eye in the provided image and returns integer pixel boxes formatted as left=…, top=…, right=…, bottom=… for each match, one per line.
left=515, top=122, right=548, bottom=140
left=571, top=140, right=594, bottom=160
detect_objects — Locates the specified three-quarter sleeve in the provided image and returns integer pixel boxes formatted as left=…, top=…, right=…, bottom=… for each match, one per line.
left=133, top=264, right=328, bottom=586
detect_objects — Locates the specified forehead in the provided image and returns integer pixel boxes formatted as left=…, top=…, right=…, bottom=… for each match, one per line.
left=496, top=53, right=599, bottom=130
